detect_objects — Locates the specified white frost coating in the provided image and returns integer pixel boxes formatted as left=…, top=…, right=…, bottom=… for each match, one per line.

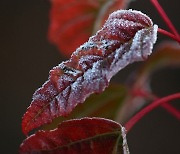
left=106, top=18, right=144, bottom=30
left=109, top=9, right=153, bottom=26
left=31, top=9, right=158, bottom=120
left=59, top=63, right=82, bottom=77
left=121, top=127, right=130, bottom=154
left=63, top=21, right=158, bottom=114
left=67, top=24, right=157, bottom=113
left=74, top=41, right=95, bottom=55
left=24, top=9, right=160, bottom=136
left=129, top=24, right=158, bottom=60
left=99, top=39, right=119, bottom=51
left=106, top=43, right=131, bottom=80
left=106, top=24, right=158, bottom=81
left=58, top=10, right=157, bottom=116
left=32, top=81, right=57, bottom=102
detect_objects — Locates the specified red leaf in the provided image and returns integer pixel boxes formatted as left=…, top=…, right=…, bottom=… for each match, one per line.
left=48, top=0, right=129, bottom=56
left=22, top=9, right=158, bottom=135
left=20, top=118, right=129, bottom=154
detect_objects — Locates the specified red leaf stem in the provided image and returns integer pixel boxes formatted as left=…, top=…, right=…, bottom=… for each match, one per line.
left=150, top=0, right=180, bottom=39
left=125, top=93, right=180, bottom=132
left=158, top=28, right=180, bottom=44
left=161, top=103, right=180, bottom=120
left=132, top=89, right=180, bottom=120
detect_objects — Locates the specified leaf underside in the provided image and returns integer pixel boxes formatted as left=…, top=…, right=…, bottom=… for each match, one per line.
left=48, top=0, right=129, bottom=56
left=22, top=9, right=158, bottom=135
left=20, top=118, right=129, bottom=154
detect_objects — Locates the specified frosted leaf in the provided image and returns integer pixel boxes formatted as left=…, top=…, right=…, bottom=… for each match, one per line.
left=22, top=9, right=158, bottom=135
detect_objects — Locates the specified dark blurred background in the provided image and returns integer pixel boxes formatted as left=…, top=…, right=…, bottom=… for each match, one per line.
left=0, top=0, right=180, bottom=153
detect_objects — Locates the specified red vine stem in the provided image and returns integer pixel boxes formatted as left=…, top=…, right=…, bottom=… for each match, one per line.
left=125, top=93, right=180, bottom=132
left=161, top=103, right=180, bottom=120
left=150, top=0, right=180, bottom=39
left=158, top=28, right=180, bottom=44
left=132, top=89, right=180, bottom=120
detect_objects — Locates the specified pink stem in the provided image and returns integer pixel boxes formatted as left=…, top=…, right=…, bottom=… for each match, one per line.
left=132, top=89, right=180, bottom=120
left=125, top=93, right=180, bottom=132
left=158, top=28, right=180, bottom=44
left=161, top=103, right=180, bottom=120
left=150, top=0, right=180, bottom=39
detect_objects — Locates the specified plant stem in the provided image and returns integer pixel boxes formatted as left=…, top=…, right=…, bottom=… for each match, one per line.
left=161, top=103, right=180, bottom=120
left=158, top=28, right=180, bottom=44
left=132, top=89, right=180, bottom=120
left=125, top=93, right=180, bottom=133
left=150, top=0, right=180, bottom=39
